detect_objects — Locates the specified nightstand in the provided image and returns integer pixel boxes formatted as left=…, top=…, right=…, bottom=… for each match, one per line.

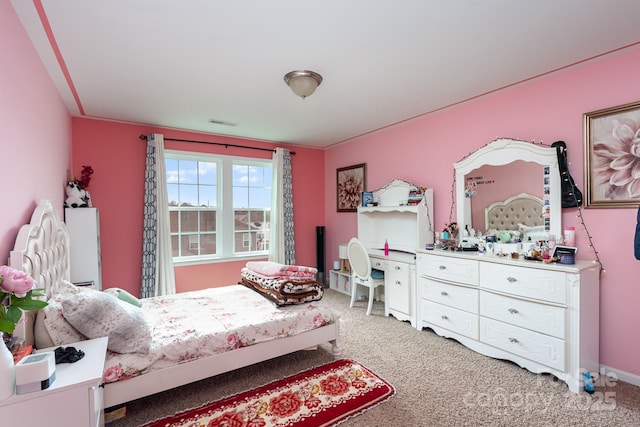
left=0, top=337, right=108, bottom=427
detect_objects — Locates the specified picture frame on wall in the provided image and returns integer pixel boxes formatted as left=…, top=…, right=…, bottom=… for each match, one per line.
left=584, top=100, right=640, bottom=208
left=336, top=163, right=366, bottom=212
left=362, top=191, right=374, bottom=207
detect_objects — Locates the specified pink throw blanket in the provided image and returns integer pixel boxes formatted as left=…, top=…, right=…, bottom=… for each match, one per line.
left=245, top=261, right=317, bottom=279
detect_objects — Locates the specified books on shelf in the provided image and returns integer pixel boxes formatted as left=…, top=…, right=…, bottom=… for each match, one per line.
left=406, top=189, right=424, bottom=206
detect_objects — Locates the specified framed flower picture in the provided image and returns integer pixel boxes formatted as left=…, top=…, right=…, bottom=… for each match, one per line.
left=584, top=100, right=640, bottom=208
left=336, top=163, right=366, bottom=212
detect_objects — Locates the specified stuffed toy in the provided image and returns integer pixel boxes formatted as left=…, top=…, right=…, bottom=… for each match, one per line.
left=64, top=181, right=87, bottom=208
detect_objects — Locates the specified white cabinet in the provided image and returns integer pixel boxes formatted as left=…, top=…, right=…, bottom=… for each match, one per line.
left=370, top=252, right=416, bottom=326
left=0, top=337, right=108, bottom=426
left=357, top=189, right=434, bottom=253
left=65, top=208, right=102, bottom=290
left=416, top=250, right=600, bottom=393
left=329, top=269, right=351, bottom=296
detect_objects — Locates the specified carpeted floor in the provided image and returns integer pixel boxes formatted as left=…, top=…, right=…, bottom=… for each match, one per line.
left=108, top=289, right=640, bottom=427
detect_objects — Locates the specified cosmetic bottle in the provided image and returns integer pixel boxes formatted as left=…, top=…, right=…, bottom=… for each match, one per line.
left=384, top=239, right=389, bottom=256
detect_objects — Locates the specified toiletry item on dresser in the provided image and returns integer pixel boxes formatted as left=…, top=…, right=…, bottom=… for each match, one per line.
left=384, top=239, right=389, bottom=256
left=564, top=226, right=576, bottom=247
left=548, top=234, right=556, bottom=250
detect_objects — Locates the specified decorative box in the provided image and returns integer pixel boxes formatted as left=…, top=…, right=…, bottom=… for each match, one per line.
left=15, top=351, right=56, bottom=394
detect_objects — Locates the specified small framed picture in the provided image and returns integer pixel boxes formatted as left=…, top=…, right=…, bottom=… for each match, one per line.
left=336, top=163, right=366, bottom=212
left=362, top=191, right=374, bottom=207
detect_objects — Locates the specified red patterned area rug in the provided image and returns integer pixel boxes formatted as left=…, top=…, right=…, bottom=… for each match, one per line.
left=142, top=359, right=395, bottom=427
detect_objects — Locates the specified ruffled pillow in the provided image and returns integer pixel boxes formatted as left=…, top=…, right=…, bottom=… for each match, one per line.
left=61, top=288, right=153, bottom=354
left=35, top=280, right=86, bottom=348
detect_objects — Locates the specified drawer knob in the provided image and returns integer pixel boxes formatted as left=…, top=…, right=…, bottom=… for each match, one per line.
left=440, top=291, right=448, bottom=296
left=506, top=277, right=517, bottom=283
left=438, top=265, right=447, bottom=270
left=395, top=265, right=401, bottom=270
left=508, top=308, right=519, bottom=314
left=395, top=280, right=401, bottom=285
left=441, top=315, right=448, bottom=320
left=508, top=337, right=519, bottom=343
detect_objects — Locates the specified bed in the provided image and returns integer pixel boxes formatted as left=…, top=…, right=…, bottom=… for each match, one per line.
left=9, top=199, right=341, bottom=409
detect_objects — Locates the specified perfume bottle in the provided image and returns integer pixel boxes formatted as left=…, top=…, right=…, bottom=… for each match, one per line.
left=384, top=239, right=389, bottom=256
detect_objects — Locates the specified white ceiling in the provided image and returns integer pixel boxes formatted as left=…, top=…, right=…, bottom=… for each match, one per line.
left=12, top=1, right=640, bottom=148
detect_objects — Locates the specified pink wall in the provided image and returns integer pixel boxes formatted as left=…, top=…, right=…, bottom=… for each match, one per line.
left=324, top=47, right=640, bottom=378
left=71, top=118, right=324, bottom=294
left=0, top=3, right=71, bottom=264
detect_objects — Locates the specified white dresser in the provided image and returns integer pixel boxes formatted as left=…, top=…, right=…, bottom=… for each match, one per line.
left=416, top=250, right=599, bottom=393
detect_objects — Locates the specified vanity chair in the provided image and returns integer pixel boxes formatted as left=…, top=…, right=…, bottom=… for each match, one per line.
left=347, top=237, right=385, bottom=315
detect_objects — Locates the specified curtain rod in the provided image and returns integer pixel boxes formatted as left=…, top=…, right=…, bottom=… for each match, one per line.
left=139, top=134, right=295, bottom=155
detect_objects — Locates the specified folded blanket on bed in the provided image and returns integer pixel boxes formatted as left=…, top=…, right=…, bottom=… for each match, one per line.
left=245, top=261, right=317, bottom=278
left=240, top=268, right=324, bottom=306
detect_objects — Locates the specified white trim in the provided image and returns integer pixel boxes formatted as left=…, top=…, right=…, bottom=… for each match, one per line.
left=599, top=364, right=640, bottom=388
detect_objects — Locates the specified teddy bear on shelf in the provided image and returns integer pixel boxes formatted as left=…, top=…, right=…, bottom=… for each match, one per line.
left=64, top=181, right=88, bottom=208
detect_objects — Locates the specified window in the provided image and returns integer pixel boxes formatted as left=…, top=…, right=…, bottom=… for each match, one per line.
left=166, top=151, right=272, bottom=262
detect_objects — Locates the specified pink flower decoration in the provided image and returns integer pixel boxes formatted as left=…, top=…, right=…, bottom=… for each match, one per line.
left=592, top=117, right=640, bottom=199
left=0, top=265, right=36, bottom=298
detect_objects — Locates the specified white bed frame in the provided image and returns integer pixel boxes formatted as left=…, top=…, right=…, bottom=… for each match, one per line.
left=9, top=200, right=341, bottom=408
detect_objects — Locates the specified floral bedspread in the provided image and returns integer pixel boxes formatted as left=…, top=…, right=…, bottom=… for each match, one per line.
left=103, top=285, right=337, bottom=384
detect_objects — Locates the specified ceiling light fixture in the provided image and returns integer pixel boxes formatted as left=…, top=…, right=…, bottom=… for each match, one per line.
left=284, top=70, right=323, bottom=99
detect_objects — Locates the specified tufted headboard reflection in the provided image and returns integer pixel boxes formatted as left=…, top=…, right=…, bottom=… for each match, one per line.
left=485, top=192, right=543, bottom=232
left=9, top=200, right=70, bottom=344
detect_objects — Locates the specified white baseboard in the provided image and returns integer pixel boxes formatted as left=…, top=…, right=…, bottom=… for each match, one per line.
left=600, top=364, right=640, bottom=388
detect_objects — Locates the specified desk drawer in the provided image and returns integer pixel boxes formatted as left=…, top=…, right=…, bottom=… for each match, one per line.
left=370, top=257, right=385, bottom=271
left=420, top=254, right=478, bottom=286
left=421, top=300, right=478, bottom=339
left=479, top=263, right=566, bottom=304
left=421, top=277, right=478, bottom=314
left=480, top=291, right=565, bottom=339
left=480, top=317, right=565, bottom=371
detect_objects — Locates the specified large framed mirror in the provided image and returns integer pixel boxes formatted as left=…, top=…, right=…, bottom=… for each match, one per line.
left=454, top=138, right=562, bottom=242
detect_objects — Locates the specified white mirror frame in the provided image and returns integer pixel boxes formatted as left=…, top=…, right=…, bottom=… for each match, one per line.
left=454, top=138, right=562, bottom=240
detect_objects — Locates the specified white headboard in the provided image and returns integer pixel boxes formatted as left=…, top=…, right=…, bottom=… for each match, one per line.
left=9, top=199, right=70, bottom=342
left=485, top=192, right=543, bottom=231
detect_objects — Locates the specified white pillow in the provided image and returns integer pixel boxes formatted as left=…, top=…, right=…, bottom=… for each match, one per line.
left=37, top=280, right=86, bottom=348
left=61, top=289, right=153, bottom=354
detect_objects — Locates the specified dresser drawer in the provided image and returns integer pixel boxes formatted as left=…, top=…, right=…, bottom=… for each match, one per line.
left=479, top=263, right=566, bottom=304
left=419, top=254, right=479, bottom=286
left=421, top=277, right=478, bottom=314
left=480, top=291, right=565, bottom=339
left=480, top=317, right=565, bottom=371
left=421, top=300, right=478, bottom=339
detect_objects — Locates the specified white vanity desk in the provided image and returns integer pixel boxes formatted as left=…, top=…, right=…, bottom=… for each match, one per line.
left=356, top=179, right=435, bottom=327
left=416, top=249, right=599, bottom=393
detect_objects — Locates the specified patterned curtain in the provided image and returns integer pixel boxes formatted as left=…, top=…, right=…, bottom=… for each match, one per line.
left=268, top=148, right=296, bottom=264
left=141, top=133, right=176, bottom=297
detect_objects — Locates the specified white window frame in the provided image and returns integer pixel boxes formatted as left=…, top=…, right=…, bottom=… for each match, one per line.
left=166, top=150, right=272, bottom=265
